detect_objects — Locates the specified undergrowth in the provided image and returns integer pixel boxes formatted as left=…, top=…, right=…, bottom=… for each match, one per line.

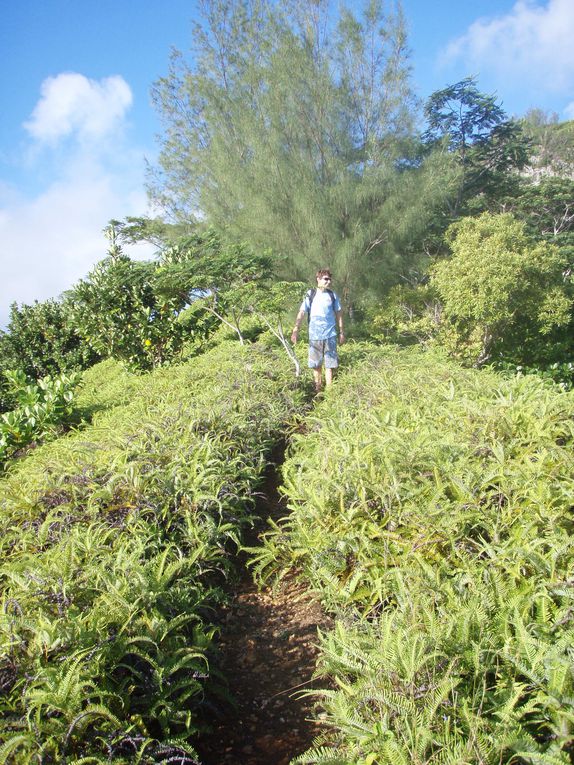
left=0, top=339, right=306, bottom=764
left=0, top=370, right=81, bottom=466
left=253, top=345, right=574, bottom=765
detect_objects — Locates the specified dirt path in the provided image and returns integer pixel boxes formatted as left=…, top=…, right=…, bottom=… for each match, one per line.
left=196, top=448, right=332, bottom=765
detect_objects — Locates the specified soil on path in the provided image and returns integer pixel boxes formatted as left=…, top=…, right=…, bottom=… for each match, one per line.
left=196, top=447, right=333, bottom=765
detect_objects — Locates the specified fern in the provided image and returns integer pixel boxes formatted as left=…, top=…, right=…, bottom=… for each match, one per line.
left=0, top=340, right=307, bottom=760
left=257, top=346, right=574, bottom=764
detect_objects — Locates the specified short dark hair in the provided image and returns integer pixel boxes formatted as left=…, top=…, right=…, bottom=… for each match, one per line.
left=316, top=268, right=332, bottom=279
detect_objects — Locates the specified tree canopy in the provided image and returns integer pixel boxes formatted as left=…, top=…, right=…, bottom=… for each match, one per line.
left=423, top=77, right=530, bottom=215
left=149, top=0, right=457, bottom=303
left=431, top=212, right=573, bottom=366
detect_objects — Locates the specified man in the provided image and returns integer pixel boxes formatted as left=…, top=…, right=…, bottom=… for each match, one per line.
left=291, top=269, right=344, bottom=392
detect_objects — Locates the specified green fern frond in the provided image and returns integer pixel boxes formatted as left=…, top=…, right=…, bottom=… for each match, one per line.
left=0, top=734, right=34, bottom=765
left=291, top=745, right=348, bottom=764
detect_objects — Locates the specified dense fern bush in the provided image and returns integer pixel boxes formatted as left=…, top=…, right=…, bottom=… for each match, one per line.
left=0, top=340, right=305, bottom=763
left=255, top=346, right=574, bottom=765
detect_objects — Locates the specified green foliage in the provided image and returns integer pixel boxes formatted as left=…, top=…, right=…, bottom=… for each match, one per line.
left=256, top=345, right=574, bottom=763
left=502, top=176, right=574, bottom=249
left=73, top=358, right=147, bottom=419
left=0, top=370, right=81, bottom=466
left=431, top=212, right=573, bottom=366
left=0, top=298, right=98, bottom=411
left=0, top=340, right=305, bottom=761
left=520, top=110, right=574, bottom=177
left=370, top=211, right=574, bottom=378
left=423, top=77, right=529, bottom=215
left=424, top=76, right=508, bottom=150
left=201, top=280, right=306, bottom=373
left=370, top=282, right=441, bottom=345
left=150, top=0, right=456, bottom=303
left=67, top=224, right=271, bottom=371
left=67, top=251, right=188, bottom=371
left=108, top=214, right=197, bottom=249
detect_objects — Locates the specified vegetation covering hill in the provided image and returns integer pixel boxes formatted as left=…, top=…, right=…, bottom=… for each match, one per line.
left=520, top=113, right=574, bottom=180
left=3, top=334, right=574, bottom=763
left=0, top=338, right=306, bottom=763
left=255, top=345, right=574, bottom=764
left=2, top=2, right=574, bottom=763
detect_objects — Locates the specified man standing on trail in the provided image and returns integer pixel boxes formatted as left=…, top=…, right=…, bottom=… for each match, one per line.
left=291, top=269, right=344, bottom=392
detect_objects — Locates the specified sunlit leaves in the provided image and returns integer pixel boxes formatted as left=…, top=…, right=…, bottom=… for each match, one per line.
left=263, top=344, right=574, bottom=763
left=432, top=212, right=572, bottom=366
left=0, top=339, right=306, bottom=761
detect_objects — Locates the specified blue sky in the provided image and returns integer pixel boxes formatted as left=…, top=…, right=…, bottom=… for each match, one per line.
left=1, top=0, right=573, bottom=328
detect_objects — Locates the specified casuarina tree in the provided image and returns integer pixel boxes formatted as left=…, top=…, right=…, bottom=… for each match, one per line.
left=149, top=0, right=456, bottom=307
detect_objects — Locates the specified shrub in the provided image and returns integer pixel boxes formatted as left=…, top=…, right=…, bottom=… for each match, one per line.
left=67, top=254, right=189, bottom=371
left=0, top=339, right=305, bottom=762
left=432, top=212, right=573, bottom=366
left=371, top=283, right=441, bottom=345
left=0, top=369, right=81, bottom=465
left=0, top=299, right=98, bottom=411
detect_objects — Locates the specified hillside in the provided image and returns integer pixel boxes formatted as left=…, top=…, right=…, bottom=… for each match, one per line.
left=0, top=338, right=307, bottom=763
left=521, top=116, right=574, bottom=180
left=2, top=337, right=574, bottom=764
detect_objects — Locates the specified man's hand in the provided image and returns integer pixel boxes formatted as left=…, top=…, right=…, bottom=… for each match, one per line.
left=291, top=328, right=299, bottom=344
left=339, top=331, right=345, bottom=345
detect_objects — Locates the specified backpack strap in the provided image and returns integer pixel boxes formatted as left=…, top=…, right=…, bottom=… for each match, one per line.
left=306, top=288, right=317, bottom=319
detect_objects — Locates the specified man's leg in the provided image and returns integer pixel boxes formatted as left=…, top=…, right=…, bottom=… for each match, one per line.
left=308, top=340, right=324, bottom=392
left=324, top=337, right=339, bottom=386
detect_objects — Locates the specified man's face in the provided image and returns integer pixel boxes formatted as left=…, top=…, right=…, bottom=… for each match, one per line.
left=317, top=274, right=332, bottom=288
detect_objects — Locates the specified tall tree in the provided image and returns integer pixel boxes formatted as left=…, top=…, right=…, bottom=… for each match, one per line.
left=149, top=0, right=455, bottom=305
left=423, top=77, right=529, bottom=215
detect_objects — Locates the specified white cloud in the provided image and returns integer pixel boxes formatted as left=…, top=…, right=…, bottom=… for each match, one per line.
left=441, top=0, right=574, bottom=103
left=0, top=171, right=151, bottom=324
left=565, top=102, right=574, bottom=119
left=0, top=73, right=155, bottom=329
left=0, top=168, right=155, bottom=328
left=24, top=72, right=133, bottom=145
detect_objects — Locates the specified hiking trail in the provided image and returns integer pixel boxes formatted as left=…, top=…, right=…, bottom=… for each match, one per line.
left=196, top=445, right=332, bottom=765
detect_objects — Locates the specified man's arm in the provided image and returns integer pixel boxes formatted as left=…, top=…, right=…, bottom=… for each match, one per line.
left=336, top=309, right=345, bottom=344
left=291, top=309, right=306, bottom=344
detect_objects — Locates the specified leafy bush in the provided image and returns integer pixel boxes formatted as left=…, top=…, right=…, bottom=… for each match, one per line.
left=370, top=283, right=441, bottom=345
left=255, top=345, right=574, bottom=764
left=67, top=226, right=272, bottom=371
left=432, top=212, right=573, bottom=367
left=506, top=177, right=574, bottom=249
left=375, top=213, right=574, bottom=380
left=0, top=299, right=98, bottom=412
left=67, top=253, right=190, bottom=371
left=0, top=370, right=81, bottom=465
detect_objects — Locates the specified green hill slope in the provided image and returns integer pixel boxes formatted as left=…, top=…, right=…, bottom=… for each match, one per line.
left=0, top=339, right=306, bottom=764
left=257, top=345, right=574, bottom=765
left=4, top=338, right=574, bottom=764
